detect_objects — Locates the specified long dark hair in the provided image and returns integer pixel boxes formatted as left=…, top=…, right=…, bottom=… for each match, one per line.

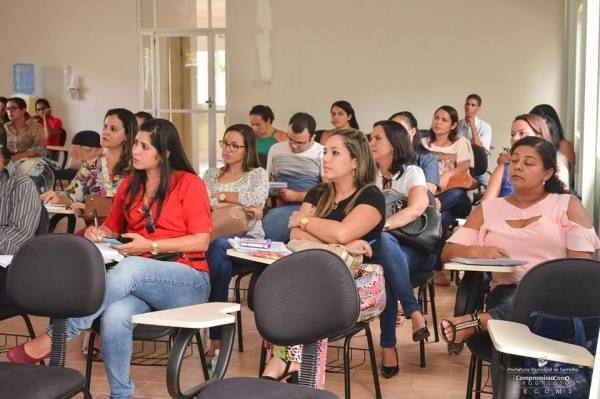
left=124, top=119, right=196, bottom=222
left=426, top=105, right=459, bottom=145
left=373, top=120, right=415, bottom=177
left=331, top=100, right=359, bottom=130
left=7, top=97, right=30, bottom=120
left=249, top=105, right=275, bottom=124
left=389, top=111, right=429, bottom=155
left=510, top=136, right=569, bottom=194
left=104, top=108, right=137, bottom=179
left=222, top=124, right=260, bottom=173
left=530, top=104, right=565, bottom=141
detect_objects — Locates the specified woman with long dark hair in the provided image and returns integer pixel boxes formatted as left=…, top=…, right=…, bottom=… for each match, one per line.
left=9, top=119, right=213, bottom=399
left=370, top=120, right=434, bottom=378
left=319, top=100, right=360, bottom=145
left=422, top=105, right=474, bottom=287
left=249, top=105, right=286, bottom=155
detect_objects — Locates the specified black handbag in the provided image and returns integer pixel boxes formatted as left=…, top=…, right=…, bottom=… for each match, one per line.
left=382, top=189, right=442, bottom=254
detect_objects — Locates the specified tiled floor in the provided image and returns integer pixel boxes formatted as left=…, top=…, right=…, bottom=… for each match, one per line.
left=0, top=216, right=492, bottom=398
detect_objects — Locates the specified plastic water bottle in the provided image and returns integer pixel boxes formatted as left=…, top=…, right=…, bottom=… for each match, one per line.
left=13, top=63, right=35, bottom=94
left=211, top=349, right=220, bottom=375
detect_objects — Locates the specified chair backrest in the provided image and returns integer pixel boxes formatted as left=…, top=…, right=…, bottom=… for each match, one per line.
left=253, top=249, right=360, bottom=346
left=470, top=143, right=488, bottom=177
left=59, top=128, right=67, bottom=146
left=511, top=258, right=600, bottom=326
left=258, top=152, right=268, bottom=169
left=7, top=235, right=106, bottom=318
left=34, top=203, right=49, bottom=236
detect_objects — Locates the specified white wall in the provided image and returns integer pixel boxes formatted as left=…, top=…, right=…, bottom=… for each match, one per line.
left=228, top=0, right=565, bottom=158
left=0, top=0, right=139, bottom=140
left=0, top=0, right=564, bottom=159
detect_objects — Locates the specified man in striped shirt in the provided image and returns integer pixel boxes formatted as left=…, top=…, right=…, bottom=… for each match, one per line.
left=0, top=138, right=41, bottom=304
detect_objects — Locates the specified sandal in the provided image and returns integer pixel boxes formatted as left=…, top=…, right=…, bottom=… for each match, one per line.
left=396, top=311, right=405, bottom=327
left=260, top=359, right=298, bottom=384
left=439, top=312, right=483, bottom=344
left=447, top=342, right=465, bottom=356
left=434, top=273, right=451, bottom=287
left=82, top=347, right=100, bottom=358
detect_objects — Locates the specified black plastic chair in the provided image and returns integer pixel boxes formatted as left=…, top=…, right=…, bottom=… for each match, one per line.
left=230, top=263, right=256, bottom=352
left=494, top=258, right=600, bottom=399
left=0, top=234, right=106, bottom=399
left=177, top=250, right=364, bottom=398
left=470, top=143, right=489, bottom=205
left=410, top=270, right=439, bottom=367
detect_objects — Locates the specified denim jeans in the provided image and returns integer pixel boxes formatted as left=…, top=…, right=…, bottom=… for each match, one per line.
left=261, top=204, right=300, bottom=242
left=434, top=188, right=472, bottom=271
left=47, top=256, right=210, bottom=399
left=378, top=232, right=435, bottom=348
left=206, top=235, right=255, bottom=341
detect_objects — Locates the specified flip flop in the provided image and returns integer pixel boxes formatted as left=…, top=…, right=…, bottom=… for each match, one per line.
left=82, top=346, right=100, bottom=358
left=396, top=311, right=405, bottom=327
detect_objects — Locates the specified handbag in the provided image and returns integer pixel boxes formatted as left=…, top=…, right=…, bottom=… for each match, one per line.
left=517, top=311, right=600, bottom=398
left=210, top=205, right=256, bottom=242
left=286, top=240, right=386, bottom=322
left=382, top=189, right=442, bottom=254
left=83, top=195, right=113, bottom=225
left=437, top=172, right=478, bottom=194
left=286, top=239, right=365, bottom=277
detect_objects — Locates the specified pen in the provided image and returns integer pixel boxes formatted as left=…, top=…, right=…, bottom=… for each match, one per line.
left=93, top=209, right=99, bottom=236
left=368, top=239, right=377, bottom=246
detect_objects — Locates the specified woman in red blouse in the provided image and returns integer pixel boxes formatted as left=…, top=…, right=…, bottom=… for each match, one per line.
left=8, top=119, right=213, bottom=399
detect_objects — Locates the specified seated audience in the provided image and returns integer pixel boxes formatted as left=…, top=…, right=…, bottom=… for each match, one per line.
left=0, top=96, right=9, bottom=125
left=40, top=109, right=136, bottom=228
left=9, top=118, right=213, bottom=399
left=319, top=100, right=360, bottom=145
left=249, top=105, right=286, bottom=156
left=4, top=97, right=47, bottom=192
left=0, top=136, right=41, bottom=305
left=262, top=129, right=385, bottom=387
left=34, top=98, right=64, bottom=156
left=262, top=112, right=324, bottom=242
left=134, top=111, right=153, bottom=127
left=389, top=111, right=440, bottom=194
left=484, top=114, right=569, bottom=200
left=204, top=124, right=269, bottom=354
left=456, top=94, right=492, bottom=186
left=370, top=120, right=434, bottom=378
left=530, top=103, right=575, bottom=184
left=440, top=137, right=599, bottom=347
left=421, top=105, right=474, bottom=287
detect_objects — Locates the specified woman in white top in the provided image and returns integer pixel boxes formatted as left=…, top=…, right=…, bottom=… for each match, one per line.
left=370, top=120, right=436, bottom=378
left=422, top=105, right=474, bottom=287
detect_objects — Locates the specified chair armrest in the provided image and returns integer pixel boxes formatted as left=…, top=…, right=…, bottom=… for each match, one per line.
left=131, top=302, right=240, bottom=329
left=487, top=319, right=595, bottom=368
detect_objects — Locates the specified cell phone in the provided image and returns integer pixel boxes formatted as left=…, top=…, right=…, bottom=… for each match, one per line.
left=240, top=238, right=272, bottom=249
left=103, top=238, right=123, bottom=245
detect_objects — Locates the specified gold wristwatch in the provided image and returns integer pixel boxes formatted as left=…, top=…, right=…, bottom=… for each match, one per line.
left=383, top=220, right=391, bottom=231
left=300, top=214, right=312, bottom=231
left=218, top=192, right=227, bottom=202
left=150, top=241, right=159, bottom=255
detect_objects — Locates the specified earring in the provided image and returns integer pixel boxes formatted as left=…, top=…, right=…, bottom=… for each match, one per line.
left=352, top=169, right=356, bottom=181
left=542, top=180, right=546, bottom=186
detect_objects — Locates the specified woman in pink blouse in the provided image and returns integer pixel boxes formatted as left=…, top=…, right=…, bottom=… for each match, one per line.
left=439, top=136, right=599, bottom=345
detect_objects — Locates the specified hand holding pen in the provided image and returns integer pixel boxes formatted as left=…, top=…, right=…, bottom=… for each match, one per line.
left=84, top=209, right=106, bottom=242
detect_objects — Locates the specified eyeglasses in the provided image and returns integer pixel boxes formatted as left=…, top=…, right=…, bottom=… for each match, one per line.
left=141, top=204, right=155, bottom=234
left=36, top=107, right=48, bottom=112
left=5, top=107, right=20, bottom=112
left=219, top=140, right=245, bottom=152
left=287, top=135, right=310, bottom=148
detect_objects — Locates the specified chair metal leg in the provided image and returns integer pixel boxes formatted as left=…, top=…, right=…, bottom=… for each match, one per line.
left=466, top=354, right=476, bottom=399
left=259, top=345, right=267, bottom=377
left=342, top=335, right=352, bottom=399
left=419, top=339, right=426, bottom=368
left=364, top=325, right=382, bottom=399
left=429, top=280, right=439, bottom=342
left=85, top=331, right=97, bottom=390
left=475, top=357, right=483, bottom=399
left=195, top=331, right=210, bottom=381
left=234, top=274, right=245, bottom=352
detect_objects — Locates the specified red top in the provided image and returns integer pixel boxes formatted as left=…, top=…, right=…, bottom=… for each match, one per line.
left=38, top=116, right=64, bottom=146
left=104, top=171, right=213, bottom=273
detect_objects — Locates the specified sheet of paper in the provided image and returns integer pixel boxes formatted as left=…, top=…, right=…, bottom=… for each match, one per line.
left=95, top=243, right=125, bottom=262
left=269, top=182, right=287, bottom=196
left=0, top=255, right=13, bottom=268
left=451, top=258, right=529, bottom=266
left=44, top=204, right=67, bottom=210
left=227, top=237, right=291, bottom=255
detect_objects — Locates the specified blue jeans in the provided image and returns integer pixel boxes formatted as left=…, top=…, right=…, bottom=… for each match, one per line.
left=47, top=256, right=210, bottom=399
left=378, top=232, right=435, bottom=348
left=261, top=204, right=300, bottom=242
left=434, top=188, right=472, bottom=271
left=206, top=235, right=255, bottom=341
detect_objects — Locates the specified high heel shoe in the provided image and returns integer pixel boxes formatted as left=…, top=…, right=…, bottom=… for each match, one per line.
left=381, top=347, right=399, bottom=379
left=7, top=343, right=50, bottom=364
left=412, top=315, right=430, bottom=342
left=260, top=359, right=299, bottom=384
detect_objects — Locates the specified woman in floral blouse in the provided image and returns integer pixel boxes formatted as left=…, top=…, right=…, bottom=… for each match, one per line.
left=41, top=108, right=136, bottom=218
left=203, top=123, right=269, bottom=355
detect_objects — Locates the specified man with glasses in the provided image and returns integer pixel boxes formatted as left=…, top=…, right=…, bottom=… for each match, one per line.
left=0, top=133, right=41, bottom=305
left=262, top=112, right=324, bottom=242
